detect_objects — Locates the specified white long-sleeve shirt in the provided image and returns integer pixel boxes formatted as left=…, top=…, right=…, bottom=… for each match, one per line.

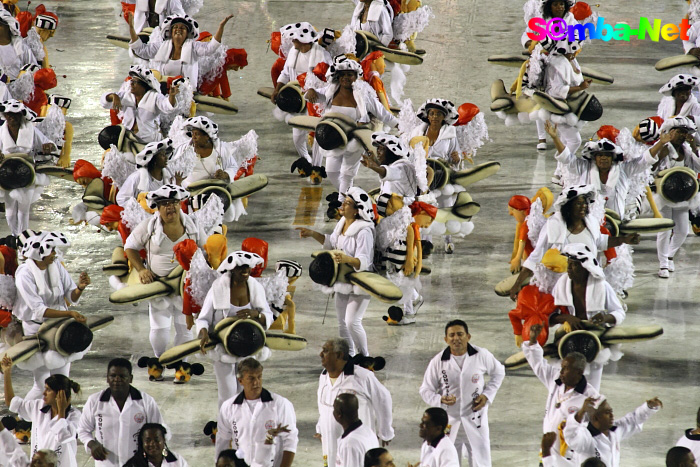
left=544, top=55, right=583, bottom=101
left=0, top=427, right=29, bottom=467
left=676, top=429, right=700, bottom=460
left=522, top=342, right=599, bottom=466
left=564, top=402, right=659, bottom=467
left=419, top=435, right=460, bottom=467
left=419, top=345, right=505, bottom=441
left=335, top=421, right=379, bottom=467
left=116, top=169, right=173, bottom=207
left=277, top=43, right=332, bottom=87
left=350, top=0, right=394, bottom=46
left=132, top=0, right=184, bottom=33
left=378, top=158, right=418, bottom=201
left=323, top=218, right=375, bottom=295
left=10, top=396, right=81, bottom=467
left=408, top=123, right=461, bottom=165
left=317, top=362, right=394, bottom=467
left=216, top=389, right=298, bottom=467
left=551, top=275, right=626, bottom=326
left=100, top=89, right=175, bottom=143
left=77, top=386, right=168, bottom=467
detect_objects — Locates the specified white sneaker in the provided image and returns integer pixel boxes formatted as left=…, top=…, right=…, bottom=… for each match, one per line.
left=412, top=295, right=424, bottom=314
left=658, top=268, right=670, bottom=278
left=668, top=260, right=675, bottom=272
left=537, top=142, right=547, bottom=150
left=401, top=316, right=417, bottom=325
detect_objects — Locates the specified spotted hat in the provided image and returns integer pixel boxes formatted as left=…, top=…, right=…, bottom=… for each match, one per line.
left=562, top=243, right=605, bottom=279
left=0, top=99, right=36, bottom=122
left=161, top=14, right=200, bottom=40
left=275, top=259, right=303, bottom=277
left=217, top=250, right=265, bottom=273
left=552, top=184, right=596, bottom=212
left=136, top=138, right=174, bottom=168
left=35, top=14, right=58, bottom=30
left=637, top=117, right=662, bottom=144
left=581, top=138, right=624, bottom=162
left=185, top=116, right=219, bottom=142
left=128, top=65, right=160, bottom=92
left=659, top=74, right=700, bottom=95
left=0, top=10, right=20, bottom=36
left=146, top=184, right=189, bottom=210
left=327, top=54, right=363, bottom=81
left=551, top=39, right=581, bottom=56
left=538, top=35, right=558, bottom=53
left=416, top=98, right=459, bottom=126
left=660, top=116, right=697, bottom=135
left=371, top=132, right=409, bottom=159
left=281, top=21, right=319, bottom=44
left=48, top=95, right=71, bottom=109
left=346, top=187, right=375, bottom=222
left=21, top=231, right=70, bottom=261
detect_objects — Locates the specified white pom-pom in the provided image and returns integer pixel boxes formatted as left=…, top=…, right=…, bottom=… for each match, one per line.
left=431, top=222, right=446, bottom=235
left=518, top=112, right=531, bottom=124
left=442, top=184, right=455, bottom=196
left=505, top=115, right=518, bottom=127
left=446, top=220, right=461, bottom=234
left=460, top=221, right=474, bottom=236
left=432, top=188, right=442, bottom=198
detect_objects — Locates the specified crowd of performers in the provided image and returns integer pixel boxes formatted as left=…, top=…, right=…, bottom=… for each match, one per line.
left=0, top=0, right=698, bottom=466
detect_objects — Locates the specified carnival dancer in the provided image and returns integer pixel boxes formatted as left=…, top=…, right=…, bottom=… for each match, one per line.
left=361, top=132, right=418, bottom=201
left=271, top=22, right=332, bottom=168
left=101, top=66, right=179, bottom=143
left=124, top=185, right=205, bottom=363
left=306, top=54, right=398, bottom=200
left=297, top=187, right=376, bottom=357
left=0, top=9, right=38, bottom=80
left=128, top=13, right=233, bottom=90
left=116, top=138, right=182, bottom=207
left=509, top=185, right=639, bottom=301
left=2, top=356, right=81, bottom=467
left=0, top=100, right=57, bottom=235
left=12, top=231, right=90, bottom=400
left=646, top=116, right=700, bottom=278
left=316, top=338, right=394, bottom=467
left=132, top=0, right=184, bottom=33
left=419, top=320, right=505, bottom=467
left=547, top=122, right=658, bottom=218
left=196, top=251, right=273, bottom=407
left=349, top=0, right=394, bottom=47
left=657, top=75, right=700, bottom=122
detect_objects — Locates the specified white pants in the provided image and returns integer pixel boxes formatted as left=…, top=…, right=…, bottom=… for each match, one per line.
left=450, top=411, right=492, bottom=467
left=292, top=128, right=310, bottom=160
left=657, top=206, right=689, bottom=268
left=27, top=363, right=71, bottom=400
left=557, top=124, right=582, bottom=155
left=587, top=361, right=604, bottom=393
left=148, top=296, right=192, bottom=358
left=213, top=361, right=240, bottom=408
left=316, top=140, right=363, bottom=196
left=536, top=119, right=546, bottom=140
left=4, top=198, right=31, bottom=236
left=335, top=292, right=370, bottom=357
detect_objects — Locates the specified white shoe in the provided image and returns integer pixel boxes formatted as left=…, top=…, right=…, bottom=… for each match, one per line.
left=658, top=268, right=670, bottom=278
left=537, top=142, right=547, bottom=150
left=412, top=295, right=424, bottom=314
left=401, top=316, right=417, bottom=325
left=445, top=242, right=454, bottom=254
left=668, top=260, right=675, bottom=272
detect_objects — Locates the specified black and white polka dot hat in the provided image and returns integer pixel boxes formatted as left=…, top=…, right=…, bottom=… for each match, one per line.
left=161, top=14, right=199, bottom=40
left=581, top=138, right=624, bottom=162
left=21, top=231, right=70, bottom=261
left=146, top=184, right=190, bottom=210
left=552, top=184, right=596, bottom=212
left=552, top=39, right=581, bottom=56
left=185, top=116, right=219, bottom=142
left=660, top=116, right=697, bottom=135
left=327, top=54, right=363, bottom=81
left=659, top=74, right=700, bottom=95
left=128, top=65, right=161, bottom=92
left=281, top=22, right=319, bottom=44
left=371, top=132, right=409, bottom=159
left=346, top=187, right=376, bottom=222
left=136, top=138, right=174, bottom=168
left=218, top=250, right=265, bottom=273
left=416, top=98, right=458, bottom=125
left=562, top=243, right=605, bottom=279
left=0, top=99, right=37, bottom=122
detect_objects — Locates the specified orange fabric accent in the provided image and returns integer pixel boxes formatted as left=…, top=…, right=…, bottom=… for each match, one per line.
left=100, top=204, right=124, bottom=225
left=174, top=239, right=198, bottom=270
left=456, top=103, right=480, bottom=126
left=72, top=159, right=101, bottom=181
left=234, top=155, right=257, bottom=180
left=411, top=222, right=421, bottom=243
left=109, top=108, right=122, bottom=125
left=182, top=277, right=200, bottom=315
left=102, top=177, right=115, bottom=200
left=242, top=237, right=268, bottom=277
left=508, top=195, right=531, bottom=212
left=600, top=225, right=617, bottom=263
left=409, top=201, right=438, bottom=219
left=508, top=285, right=554, bottom=345
left=121, top=2, right=135, bottom=23
left=17, top=11, right=32, bottom=37
left=0, top=245, right=18, bottom=277
left=227, top=48, right=248, bottom=68
left=296, top=72, right=307, bottom=89
left=571, top=2, right=593, bottom=21
left=271, top=57, right=286, bottom=87
left=519, top=222, right=534, bottom=257
left=270, top=32, right=282, bottom=57
left=0, top=309, right=11, bottom=327
left=596, top=125, right=620, bottom=143
left=360, top=51, right=383, bottom=78
left=312, top=62, right=329, bottom=81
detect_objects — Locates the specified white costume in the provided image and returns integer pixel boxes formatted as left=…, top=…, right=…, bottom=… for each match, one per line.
left=132, top=0, right=185, bottom=33
left=0, top=427, right=29, bottom=467
left=544, top=53, right=584, bottom=155
left=0, top=117, right=56, bottom=235
left=124, top=210, right=205, bottom=357
left=0, top=10, right=38, bottom=79
left=522, top=341, right=600, bottom=466
left=335, top=421, right=379, bottom=467
left=195, top=273, right=273, bottom=406
left=419, top=345, right=505, bottom=467
left=408, top=123, right=461, bottom=208
left=349, top=0, right=394, bottom=46
left=215, top=389, right=298, bottom=467
left=77, top=386, right=168, bottom=467
left=378, top=158, right=418, bottom=200
left=9, top=396, right=81, bottom=467
left=116, top=169, right=174, bottom=207
left=317, top=362, right=394, bottom=467
left=323, top=216, right=375, bottom=357
left=418, top=435, right=460, bottom=467
left=563, top=402, right=659, bottom=467
left=100, top=88, right=176, bottom=143
left=676, top=430, right=700, bottom=460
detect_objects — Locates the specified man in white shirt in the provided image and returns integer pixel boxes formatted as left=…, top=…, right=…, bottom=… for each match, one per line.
left=317, top=338, right=394, bottom=467
left=334, top=393, right=379, bottom=467
left=564, top=395, right=663, bottom=467
left=667, top=447, right=698, bottom=467
left=409, top=408, right=459, bottom=467
left=522, top=323, right=600, bottom=467
left=77, top=358, right=168, bottom=467
left=419, top=319, right=505, bottom=467
left=216, top=358, right=298, bottom=467
left=676, top=407, right=700, bottom=462
left=364, top=447, right=395, bottom=467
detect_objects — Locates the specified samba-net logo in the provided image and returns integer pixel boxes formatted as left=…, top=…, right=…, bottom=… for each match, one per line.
left=527, top=17, right=691, bottom=42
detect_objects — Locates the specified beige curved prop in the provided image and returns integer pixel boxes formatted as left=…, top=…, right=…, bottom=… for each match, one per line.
left=265, top=331, right=307, bottom=351
left=109, top=266, right=184, bottom=304
left=557, top=330, right=602, bottom=361
left=287, top=115, right=321, bottom=131
left=494, top=274, right=529, bottom=297
left=451, top=161, right=501, bottom=187
left=487, top=54, right=527, bottom=67
left=580, top=67, right=614, bottom=85
left=227, top=174, right=269, bottom=199
left=347, top=271, right=403, bottom=303
left=358, top=31, right=423, bottom=65
left=257, top=86, right=274, bottom=99
left=532, top=91, right=570, bottom=115
left=655, top=54, right=700, bottom=71
left=1, top=339, right=45, bottom=368
left=187, top=178, right=229, bottom=192
left=655, top=166, right=699, bottom=203
left=451, top=191, right=480, bottom=219
left=193, top=94, right=238, bottom=115
left=106, top=34, right=130, bottom=49
left=82, top=178, right=107, bottom=211
left=35, top=165, right=73, bottom=180
left=618, top=218, right=675, bottom=234
left=219, top=319, right=266, bottom=357
left=0, top=154, right=35, bottom=191
left=103, top=247, right=129, bottom=277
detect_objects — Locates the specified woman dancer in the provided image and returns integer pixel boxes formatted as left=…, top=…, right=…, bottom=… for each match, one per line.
left=123, top=424, right=189, bottom=466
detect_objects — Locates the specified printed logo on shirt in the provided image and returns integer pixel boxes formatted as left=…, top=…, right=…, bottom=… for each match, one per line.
left=134, top=412, right=145, bottom=424
left=569, top=406, right=579, bottom=414
left=471, top=373, right=480, bottom=384
left=265, top=419, right=277, bottom=430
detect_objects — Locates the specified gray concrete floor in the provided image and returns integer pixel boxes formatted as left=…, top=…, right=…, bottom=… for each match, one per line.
left=1, top=0, right=699, bottom=466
